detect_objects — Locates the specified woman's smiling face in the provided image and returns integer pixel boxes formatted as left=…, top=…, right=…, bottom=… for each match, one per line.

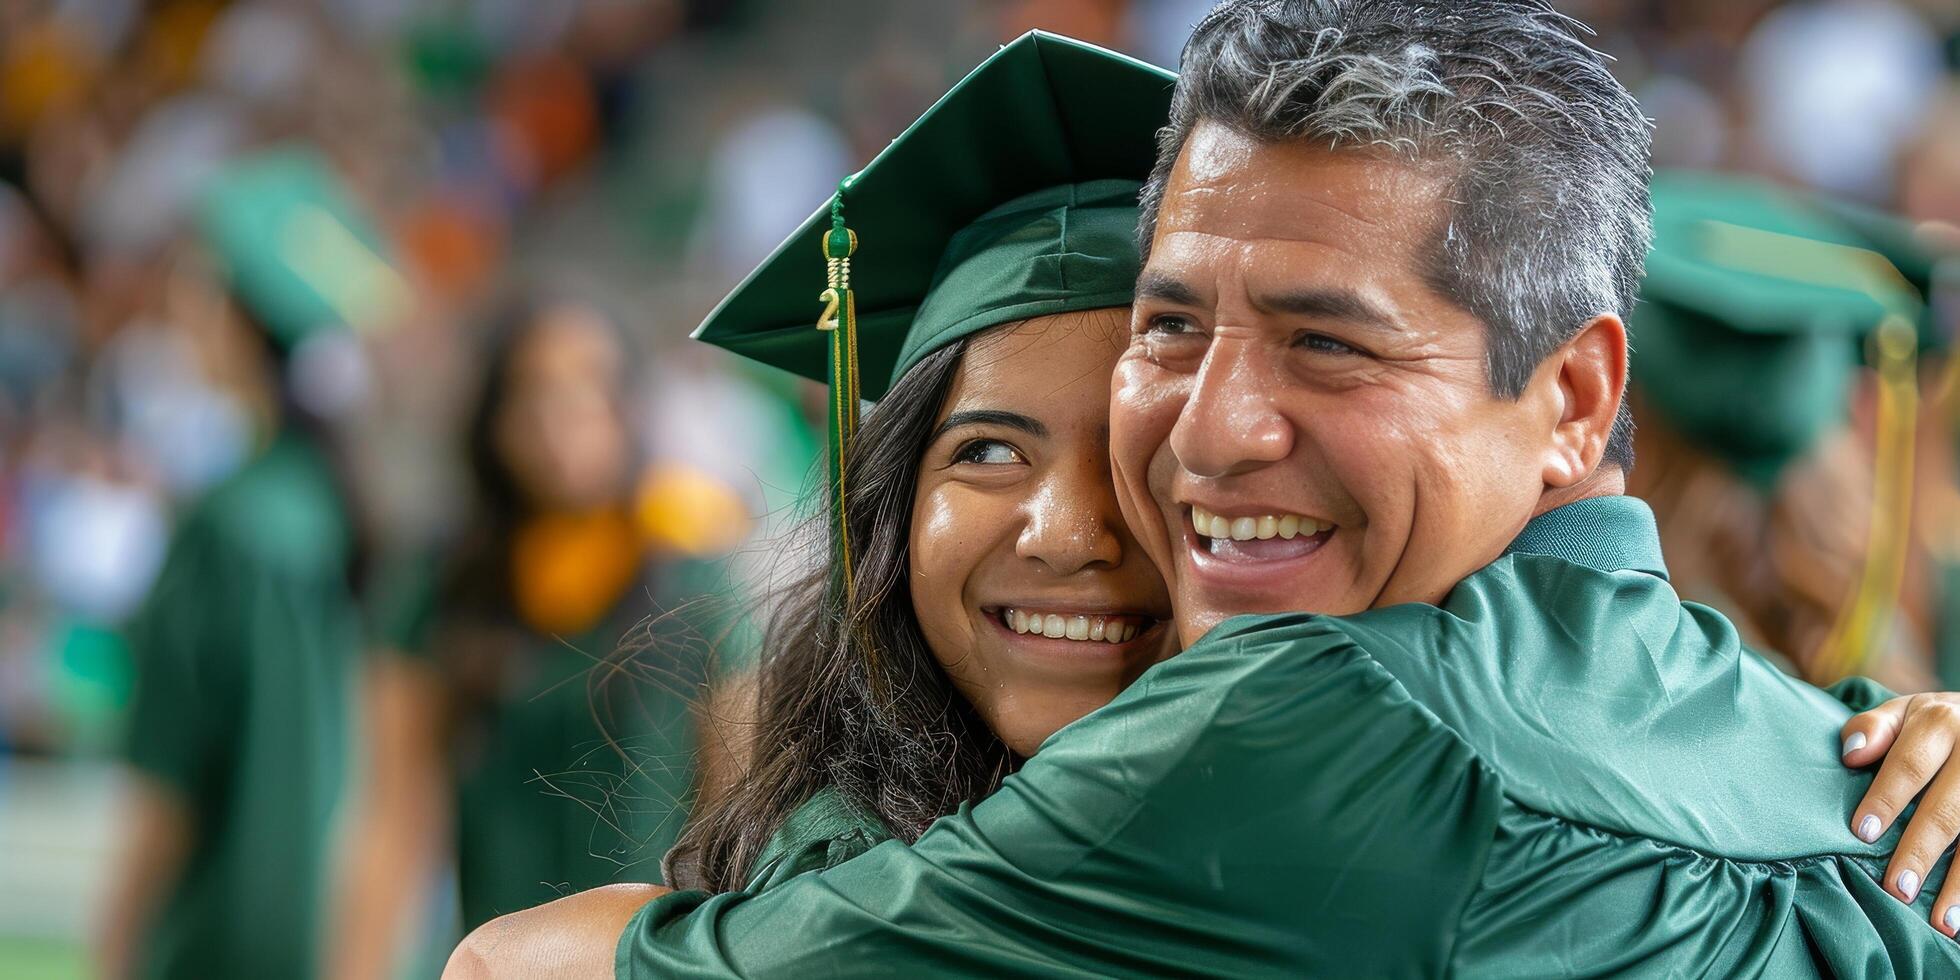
left=908, top=309, right=1177, bottom=756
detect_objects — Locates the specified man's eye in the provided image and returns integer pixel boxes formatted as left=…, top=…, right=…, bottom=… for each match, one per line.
left=1296, top=332, right=1360, bottom=356
left=1146, top=313, right=1199, bottom=336
left=952, top=439, right=1025, bottom=465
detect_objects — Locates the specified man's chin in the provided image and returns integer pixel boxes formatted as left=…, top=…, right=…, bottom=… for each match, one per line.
left=1174, top=601, right=1289, bottom=646
left=1174, top=587, right=1359, bottom=645
left=1175, top=609, right=1230, bottom=648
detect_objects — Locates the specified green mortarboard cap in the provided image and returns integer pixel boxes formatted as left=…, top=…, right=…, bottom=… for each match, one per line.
left=197, top=149, right=407, bottom=350
left=1801, top=192, right=1959, bottom=352
left=691, top=31, right=1175, bottom=400
left=1633, top=170, right=1919, bottom=487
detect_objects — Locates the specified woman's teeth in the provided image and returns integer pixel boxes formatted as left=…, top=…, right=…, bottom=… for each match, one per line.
left=1189, top=504, right=1330, bottom=541
left=1000, top=609, right=1146, bottom=643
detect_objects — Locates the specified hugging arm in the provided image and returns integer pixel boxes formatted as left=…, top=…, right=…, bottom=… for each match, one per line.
left=1839, top=687, right=1960, bottom=934
left=601, top=627, right=1502, bottom=978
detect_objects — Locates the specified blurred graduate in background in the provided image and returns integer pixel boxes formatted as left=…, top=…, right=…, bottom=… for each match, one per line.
left=97, top=150, right=403, bottom=980
left=328, top=292, right=748, bottom=979
left=1629, top=170, right=1960, bottom=692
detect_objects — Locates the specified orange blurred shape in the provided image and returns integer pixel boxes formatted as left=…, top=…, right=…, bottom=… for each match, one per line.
left=635, top=462, right=752, bottom=559
left=511, top=508, right=642, bottom=636
left=136, top=0, right=226, bottom=91
left=995, top=0, right=1126, bottom=46
left=397, top=195, right=505, bottom=304
left=1, top=23, right=95, bottom=140
left=489, top=54, right=599, bottom=191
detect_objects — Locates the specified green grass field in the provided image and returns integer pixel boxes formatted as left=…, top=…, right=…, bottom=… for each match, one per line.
left=0, top=935, right=85, bottom=979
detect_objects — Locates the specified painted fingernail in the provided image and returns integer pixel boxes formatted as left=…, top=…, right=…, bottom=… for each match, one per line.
left=1900, top=869, right=1922, bottom=902
left=1943, top=906, right=1960, bottom=934
left=1842, top=731, right=1868, bottom=758
left=1857, top=814, right=1883, bottom=843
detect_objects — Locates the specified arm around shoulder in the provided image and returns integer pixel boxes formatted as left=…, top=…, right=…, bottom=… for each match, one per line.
left=616, top=618, right=1505, bottom=976
left=446, top=883, right=669, bottom=980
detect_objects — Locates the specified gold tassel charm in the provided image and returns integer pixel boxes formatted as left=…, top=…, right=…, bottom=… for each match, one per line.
left=818, top=190, right=862, bottom=598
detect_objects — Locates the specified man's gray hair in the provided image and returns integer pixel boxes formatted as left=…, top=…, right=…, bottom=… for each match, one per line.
left=1141, top=0, right=1651, bottom=468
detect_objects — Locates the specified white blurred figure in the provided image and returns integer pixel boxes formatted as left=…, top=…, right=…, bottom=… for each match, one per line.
left=686, top=106, right=851, bottom=294
left=198, top=1, right=319, bottom=113
left=1123, top=0, right=1221, bottom=69
left=97, top=321, right=252, bottom=500
left=22, top=464, right=167, bottom=626
left=1737, top=0, right=1945, bottom=201
left=1641, top=74, right=1730, bottom=173
left=78, top=95, right=244, bottom=261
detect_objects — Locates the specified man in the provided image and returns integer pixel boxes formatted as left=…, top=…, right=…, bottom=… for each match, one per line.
left=456, top=2, right=1960, bottom=974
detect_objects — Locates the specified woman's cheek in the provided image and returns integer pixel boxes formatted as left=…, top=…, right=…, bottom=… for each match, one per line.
left=908, top=484, right=985, bottom=666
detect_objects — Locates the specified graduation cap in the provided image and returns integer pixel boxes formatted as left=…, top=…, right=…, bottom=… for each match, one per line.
left=692, top=31, right=1175, bottom=581
left=197, top=148, right=407, bottom=351
left=1633, top=170, right=1919, bottom=489
left=1802, top=192, right=1960, bottom=353
left=1632, top=169, right=1924, bottom=682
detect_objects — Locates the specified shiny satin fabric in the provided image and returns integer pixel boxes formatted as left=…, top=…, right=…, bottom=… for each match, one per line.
left=620, top=497, right=1959, bottom=976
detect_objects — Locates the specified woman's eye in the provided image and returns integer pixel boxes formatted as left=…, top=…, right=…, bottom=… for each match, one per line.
left=1296, top=332, right=1360, bottom=356
left=1146, top=313, right=1199, bottom=336
left=952, top=439, right=1025, bottom=466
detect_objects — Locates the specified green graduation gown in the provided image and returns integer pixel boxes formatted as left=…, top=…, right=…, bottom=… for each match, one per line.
left=740, top=788, right=893, bottom=894
left=121, top=431, right=359, bottom=980
left=617, top=496, right=1958, bottom=977
left=447, top=599, right=701, bottom=928
left=371, top=550, right=717, bottom=929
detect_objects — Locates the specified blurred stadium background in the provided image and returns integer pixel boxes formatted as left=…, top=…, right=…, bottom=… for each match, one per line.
left=1, top=0, right=1957, bottom=976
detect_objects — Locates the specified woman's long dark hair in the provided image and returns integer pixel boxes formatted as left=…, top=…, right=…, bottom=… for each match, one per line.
left=441, top=300, right=560, bottom=625
left=435, top=298, right=640, bottom=721
left=664, top=338, right=1018, bottom=891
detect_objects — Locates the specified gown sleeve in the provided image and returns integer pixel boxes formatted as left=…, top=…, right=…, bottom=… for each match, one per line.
left=1822, top=675, right=1898, bottom=714
left=122, top=514, right=240, bottom=799
left=617, top=618, right=1505, bottom=978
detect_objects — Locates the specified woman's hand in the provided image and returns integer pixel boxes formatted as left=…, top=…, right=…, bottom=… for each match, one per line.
left=1842, top=693, right=1960, bottom=934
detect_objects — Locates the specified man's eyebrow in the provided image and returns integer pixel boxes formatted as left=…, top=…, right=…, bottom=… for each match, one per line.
left=1135, top=271, right=1204, bottom=307
left=933, top=409, right=1048, bottom=441
left=1257, top=288, right=1400, bottom=331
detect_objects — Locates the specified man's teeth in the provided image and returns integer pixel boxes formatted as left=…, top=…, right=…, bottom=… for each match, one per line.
left=1189, top=504, right=1330, bottom=541
left=1002, top=609, right=1145, bottom=643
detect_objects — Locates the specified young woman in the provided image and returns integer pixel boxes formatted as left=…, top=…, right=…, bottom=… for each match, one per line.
left=449, top=35, right=1960, bottom=974
left=331, top=297, right=728, bottom=977
left=670, top=285, right=1172, bottom=893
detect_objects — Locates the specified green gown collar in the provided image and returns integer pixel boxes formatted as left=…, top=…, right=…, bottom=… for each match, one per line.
left=745, top=787, right=891, bottom=891
left=1500, top=495, right=1668, bottom=581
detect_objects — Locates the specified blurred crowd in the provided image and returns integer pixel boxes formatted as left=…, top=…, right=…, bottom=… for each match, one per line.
left=0, top=0, right=1957, bottom=976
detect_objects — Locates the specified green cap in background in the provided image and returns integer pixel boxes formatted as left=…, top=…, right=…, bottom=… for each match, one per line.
left=1800, top=192, right=1959, bottom=354
left=1633, top=170, right=1919, bottom=487
left=691, top=30, right=1175, bottom=399
left=197, top=149, right=407, bottom=351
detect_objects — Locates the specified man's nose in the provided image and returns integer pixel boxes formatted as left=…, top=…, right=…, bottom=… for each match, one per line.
left=1016, top=458, right=1125, bottom=576
left=1168, top=341, right=1293, bottom=478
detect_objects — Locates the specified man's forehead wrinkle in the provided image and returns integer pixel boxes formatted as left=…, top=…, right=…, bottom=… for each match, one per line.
left=1158, top=177, right=1435, bottom=259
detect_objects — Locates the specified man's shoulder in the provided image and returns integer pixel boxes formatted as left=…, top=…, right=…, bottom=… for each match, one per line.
left=1096, top=610, right=1494, bottom=823
left=1200, top=554, right=1883, bottom=863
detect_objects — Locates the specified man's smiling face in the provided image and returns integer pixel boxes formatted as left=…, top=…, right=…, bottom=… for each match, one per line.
left=1112, top=122, right=1580, bottom=645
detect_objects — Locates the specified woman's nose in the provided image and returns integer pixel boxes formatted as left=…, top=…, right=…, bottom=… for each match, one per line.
left=1016, top=461, right=1125, bottom=576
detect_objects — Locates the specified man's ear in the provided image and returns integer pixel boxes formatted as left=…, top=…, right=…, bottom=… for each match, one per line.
left=1540, top=313, right=1627, bottom=489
